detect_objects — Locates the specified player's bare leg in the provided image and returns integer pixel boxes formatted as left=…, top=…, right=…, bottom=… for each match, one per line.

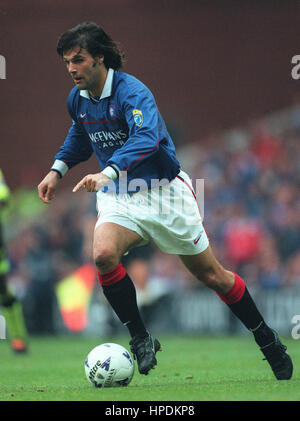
left=93, top=222, right=142, bottom=274
left=93, top=222, right=161, bottom=374
left=180, top=245, right=293, bottom=380
left=179, top=245, right=235, bottom=294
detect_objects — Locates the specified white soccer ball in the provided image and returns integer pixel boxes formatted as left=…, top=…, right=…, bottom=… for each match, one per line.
left=84, top=343, right=135, bottom=388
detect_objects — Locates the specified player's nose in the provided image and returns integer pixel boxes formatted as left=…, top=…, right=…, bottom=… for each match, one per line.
left=68, top=62, right=77, bottom=75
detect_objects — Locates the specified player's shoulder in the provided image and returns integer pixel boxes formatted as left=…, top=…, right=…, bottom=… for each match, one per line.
left=66, top=86, right=83, bottom=117
left=114, top=70, right=153, bottom=97
left=67, top=86, right=80, bottom=105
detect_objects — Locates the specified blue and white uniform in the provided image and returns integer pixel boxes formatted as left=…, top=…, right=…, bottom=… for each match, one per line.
left=51, top=69, right=209, bottom=255
left=52, top=69, right=180, bottom=193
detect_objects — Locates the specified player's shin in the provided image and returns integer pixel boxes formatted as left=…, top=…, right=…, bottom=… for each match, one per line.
left=98, top=263, right=148, bottom=338
left=216, top=273, right=275, bottom=347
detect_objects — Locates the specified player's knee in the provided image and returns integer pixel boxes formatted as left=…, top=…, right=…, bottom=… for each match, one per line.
left=94, top=246, right=119, bottom=274
left=197, top=267, right=231, bottom=294
left=199, top=269, right=219, bottom=289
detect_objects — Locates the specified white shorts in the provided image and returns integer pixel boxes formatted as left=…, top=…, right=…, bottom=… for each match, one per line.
left=95, top=170, right=209, bottom=255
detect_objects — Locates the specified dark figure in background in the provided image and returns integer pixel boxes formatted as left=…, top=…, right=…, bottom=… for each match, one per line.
left=0, top=169, right=28, bottom=352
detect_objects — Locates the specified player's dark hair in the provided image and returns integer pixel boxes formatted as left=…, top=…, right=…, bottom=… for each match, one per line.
left=56, top=22, right=125, bottom=70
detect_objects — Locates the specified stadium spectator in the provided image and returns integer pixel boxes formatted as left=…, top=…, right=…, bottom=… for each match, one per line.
left=0, top=169, right=28, bottom=352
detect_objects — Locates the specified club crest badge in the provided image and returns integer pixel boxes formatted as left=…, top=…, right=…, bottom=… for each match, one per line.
left=108, top=103, right=117, bottom=119
left=133, top=109, right=143, bottom=127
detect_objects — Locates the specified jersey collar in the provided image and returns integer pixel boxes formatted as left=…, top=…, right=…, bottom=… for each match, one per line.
left=79, top=68, right=114, bottom=101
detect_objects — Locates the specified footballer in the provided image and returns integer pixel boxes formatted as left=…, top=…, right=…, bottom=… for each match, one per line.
left=38, top=22, right=293, bottom=380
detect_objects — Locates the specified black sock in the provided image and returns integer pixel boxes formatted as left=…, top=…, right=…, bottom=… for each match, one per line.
left=227, top=288, right=275, bottom=347
left=0, top=274, right=8, bottom=296
left=0, top=294, right=16, bottom=307
left=0, top=274, right=16, bottom=307
left=250, top=321, right=276, bottom=348
left=102, top=274, right=147, bottom=339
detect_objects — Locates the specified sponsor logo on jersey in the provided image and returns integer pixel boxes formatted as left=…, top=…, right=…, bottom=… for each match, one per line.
left=88, top=130, right=127, bottom=144
left=133, top=109, right=143, bottom=127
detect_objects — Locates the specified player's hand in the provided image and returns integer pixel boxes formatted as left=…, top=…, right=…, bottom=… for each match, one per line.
left=72, top=173, right=110, bottom=193
left=37, top=171, right=60, bottom=204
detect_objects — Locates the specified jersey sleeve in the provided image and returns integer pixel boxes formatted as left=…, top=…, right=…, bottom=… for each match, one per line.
left=106, top=81, right=159, bottom=173
left=52, top=90, right=93, bottom=176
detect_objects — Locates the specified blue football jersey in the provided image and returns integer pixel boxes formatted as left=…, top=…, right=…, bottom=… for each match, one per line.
left=52, top=69, right=180, bottom=193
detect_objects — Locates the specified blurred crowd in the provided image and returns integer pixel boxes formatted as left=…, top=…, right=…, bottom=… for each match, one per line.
left=2, top=105, right=300, bottom=333
left=186, top=105, right=300, bottom=290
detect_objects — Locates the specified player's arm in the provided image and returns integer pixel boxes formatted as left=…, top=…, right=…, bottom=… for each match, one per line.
left=37, top=170, right=61, bottom=204
left=72, top=172, right=111, bottom=193
left=43, top=124, right=112, bottom=196
left=38, top=89, right=95, bottom=202
left=38, top=121, right=94, bottom=203
left=52, top=120, right=94, bottom=175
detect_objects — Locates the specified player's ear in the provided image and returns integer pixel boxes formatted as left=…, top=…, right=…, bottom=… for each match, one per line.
left=92, top=56, right=104, bottom=68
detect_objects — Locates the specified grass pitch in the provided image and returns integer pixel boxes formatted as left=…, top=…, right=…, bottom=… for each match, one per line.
left=0, top=334, right=298, bottom=401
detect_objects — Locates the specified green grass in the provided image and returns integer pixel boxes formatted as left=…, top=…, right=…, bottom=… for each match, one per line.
left=0, top=334, right=299, bottom=401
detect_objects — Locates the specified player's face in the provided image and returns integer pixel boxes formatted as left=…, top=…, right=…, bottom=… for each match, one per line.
left=63, top=46, right=104, bottom=93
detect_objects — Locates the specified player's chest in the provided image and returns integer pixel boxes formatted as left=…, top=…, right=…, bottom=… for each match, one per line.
left=77, top=100, right=129, bottom=149
left=76, top=100, right=126, bottom=132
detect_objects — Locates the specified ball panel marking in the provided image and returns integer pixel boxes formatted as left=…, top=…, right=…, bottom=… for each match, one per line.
left=85, top=343, right=135, bottom=388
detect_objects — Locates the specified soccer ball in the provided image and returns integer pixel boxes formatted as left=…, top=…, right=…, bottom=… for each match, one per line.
left=84, top=343, right=135, bottom=388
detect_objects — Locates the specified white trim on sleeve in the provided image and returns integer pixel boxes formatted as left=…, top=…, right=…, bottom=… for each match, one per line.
left=101, top=165, right=119, bottom=180
left=51, top=160, right=69, bottom=177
